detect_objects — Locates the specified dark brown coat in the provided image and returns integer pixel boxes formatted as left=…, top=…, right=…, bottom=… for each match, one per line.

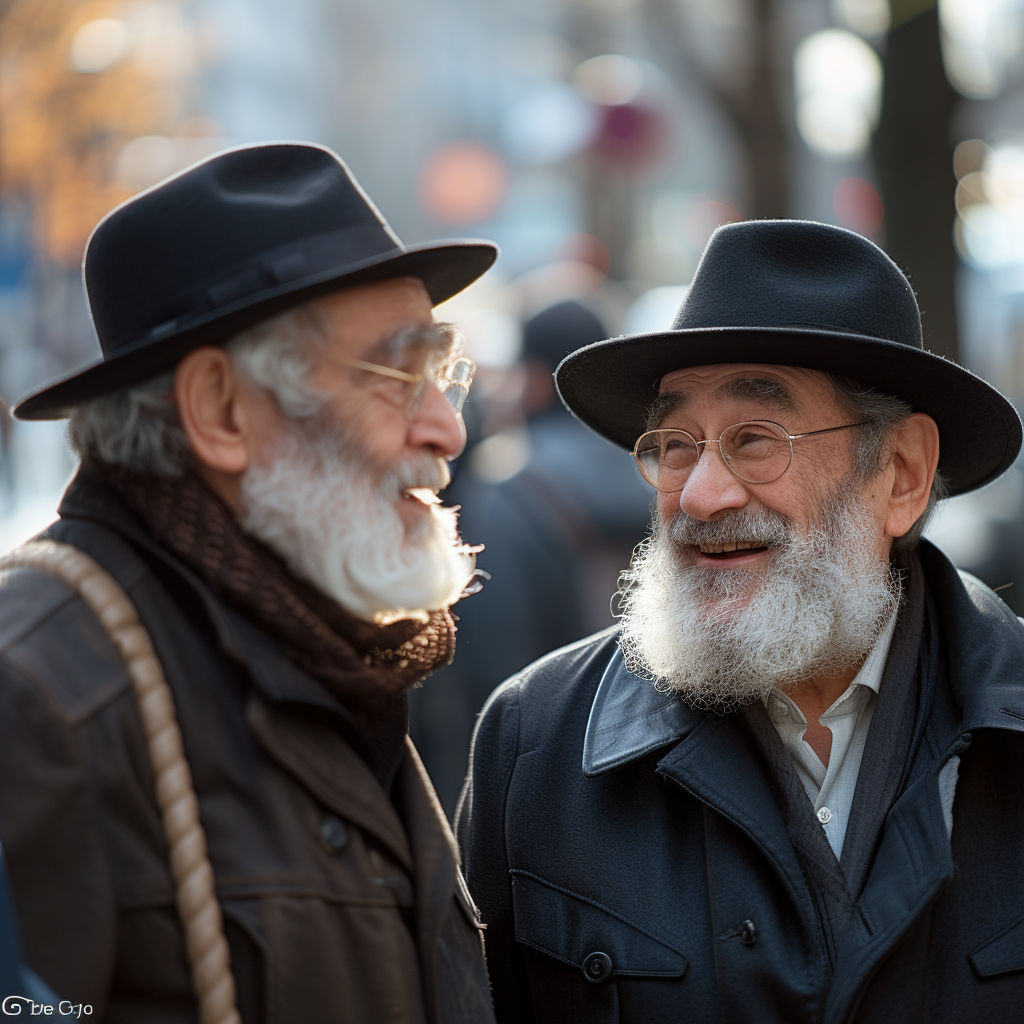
left=0, top=473, right=495, bottom=1023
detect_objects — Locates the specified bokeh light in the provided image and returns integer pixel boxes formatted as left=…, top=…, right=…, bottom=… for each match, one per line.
left=502, top=84, right=598, bottom=165
left=831, top=0, right=891, bottom=37
left=69, top=18, right=129, bottom=73
left=0, top=0, right=210, bottom=264
left=418, top=143, right=509, bottom=225
left=572, top=54, right=644, bottom=106
left=832, top=177, right=884, bottom=236
left=685, top=198, right=742, bottom=249
left=623, top=285, right=689, bottom=334
left=939, top=0, right=1024, bottom=99
left=954, top=140, right=1024, bottom=267
left=590, top=102, right=666, bottom=169
left=794, top=29, right=883, bottom=159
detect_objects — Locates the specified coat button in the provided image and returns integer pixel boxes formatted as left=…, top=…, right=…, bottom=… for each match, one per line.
left=319, top=813, right=349, bottom=851
left=582, top=951, right=613, bottom=983
left=817, top=806, right=833, bottom=825
left=739, top=920, right=757, bottom=946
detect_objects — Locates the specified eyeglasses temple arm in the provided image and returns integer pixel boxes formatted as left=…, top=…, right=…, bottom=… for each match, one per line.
left=337, top=356, right=423, bottom=384
left=789, top=421, right=871, bottom=440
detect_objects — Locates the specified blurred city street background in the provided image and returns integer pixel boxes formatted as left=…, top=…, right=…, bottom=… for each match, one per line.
left=1, top=0, right=1024, bottom=813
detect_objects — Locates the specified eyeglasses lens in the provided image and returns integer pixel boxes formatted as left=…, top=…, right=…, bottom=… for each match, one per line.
left=635, top=421, right=794, bottom=490
left=720, top=421, right=792, bottom=482
left=636, top=432, right=699, bottom=490
left=441, top=356, right=475, bottom=415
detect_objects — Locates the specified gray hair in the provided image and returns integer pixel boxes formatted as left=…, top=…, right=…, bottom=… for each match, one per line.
left=824, top=374, right=947, bottom=554
left=66, top=302, right=331, bottom=477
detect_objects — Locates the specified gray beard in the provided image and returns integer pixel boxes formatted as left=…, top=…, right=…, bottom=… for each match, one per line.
left=239, top=424, right=477, bottom=625
left=617, top=483, right=901, bottom=710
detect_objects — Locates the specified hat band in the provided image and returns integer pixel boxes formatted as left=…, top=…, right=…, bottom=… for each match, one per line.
left=108, top=223, right=404, bottom=354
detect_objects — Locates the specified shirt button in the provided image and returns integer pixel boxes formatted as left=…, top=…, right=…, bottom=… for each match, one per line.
left=773, top=699, right=788, bottom=715
left=817, top=807, right=833, bottom=825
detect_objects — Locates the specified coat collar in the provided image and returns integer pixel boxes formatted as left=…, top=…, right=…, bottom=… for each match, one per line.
left=918, top=539, right=1024, bottom=734
left=55, top=466, right=355, bottom=721
left=582, top=648, right=702, bottom=777
left=582, top=539, right=1024, bottom=780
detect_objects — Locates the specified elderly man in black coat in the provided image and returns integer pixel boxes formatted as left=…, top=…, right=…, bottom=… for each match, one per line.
left=457, top=220, right=1024, bottom=1023
left=0, top=143, right=498, bottom=1023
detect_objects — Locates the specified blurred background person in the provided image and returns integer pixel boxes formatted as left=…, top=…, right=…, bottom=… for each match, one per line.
left=410, top=299, right=653, bottom=812
left=0, top=0, right=1023, bottom=823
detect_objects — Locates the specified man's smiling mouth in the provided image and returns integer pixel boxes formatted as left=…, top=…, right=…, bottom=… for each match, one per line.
left=697, top=541, right=771, bottom=558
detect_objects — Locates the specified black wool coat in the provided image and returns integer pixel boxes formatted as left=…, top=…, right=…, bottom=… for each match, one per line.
left=0, top=471, right=495, bottom=1024
left=457, top=540, right=1024, bottom=1024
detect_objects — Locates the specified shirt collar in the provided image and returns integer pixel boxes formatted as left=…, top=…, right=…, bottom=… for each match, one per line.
left=848, top=604, right=900, bottom=697
left=763, top=602, right=900, bottom=721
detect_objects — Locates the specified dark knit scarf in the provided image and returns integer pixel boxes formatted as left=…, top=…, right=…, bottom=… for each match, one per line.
left=102, top=466, right=458, bottom=788
left=739, top=550, right=930, bottom=968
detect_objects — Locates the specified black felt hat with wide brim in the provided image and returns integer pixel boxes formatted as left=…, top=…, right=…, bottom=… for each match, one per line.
left=14, top=142, right=498, bottom=420
left=555, top=219, right=1021, bottom=497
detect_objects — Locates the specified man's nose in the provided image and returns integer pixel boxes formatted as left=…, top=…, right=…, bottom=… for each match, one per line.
left=676, top=442, right=750, bottom=520
left=407, top=381, right=467, bottom=460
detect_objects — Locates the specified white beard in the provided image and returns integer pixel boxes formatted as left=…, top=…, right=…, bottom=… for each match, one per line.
left=617, top=484, right=900, bottom=710
left=239, top=427, right=477, bottom=625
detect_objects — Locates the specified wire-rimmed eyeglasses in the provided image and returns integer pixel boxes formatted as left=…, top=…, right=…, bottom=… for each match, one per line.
left=632, top=419, right=869, bottom=491
left=330, top=323, right=476, bottom=416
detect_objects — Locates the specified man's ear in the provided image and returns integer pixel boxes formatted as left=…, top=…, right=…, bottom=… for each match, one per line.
left=173, top=347, right=252, bottom=478
left=885, top=412, right=940, bottom=542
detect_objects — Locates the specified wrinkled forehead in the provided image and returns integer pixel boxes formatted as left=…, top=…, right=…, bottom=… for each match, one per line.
left=656, top=363, right=837, bottom=416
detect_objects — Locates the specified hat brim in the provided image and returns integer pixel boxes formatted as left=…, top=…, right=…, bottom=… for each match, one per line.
left=14, top=239, right=497, bottom=420
left=555, top=325, right=1023, bottom=497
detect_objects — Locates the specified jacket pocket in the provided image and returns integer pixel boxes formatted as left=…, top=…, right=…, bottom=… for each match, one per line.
left=969, top=912, right=1024, bottom=978
left=510, top=869, right=688, bottom=981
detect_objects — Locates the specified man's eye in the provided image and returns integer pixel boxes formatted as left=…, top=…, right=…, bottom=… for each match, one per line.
left=664, top=437, right=695, bottom=453
left=733, top=428, right=774, bottom=448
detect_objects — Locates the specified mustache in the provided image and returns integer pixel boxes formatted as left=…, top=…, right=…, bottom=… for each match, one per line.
left=384, top=454, right=451, bottom=496
left=296, top=413, right=451, bottom=497
left=661, top=506, right=794, bottom=550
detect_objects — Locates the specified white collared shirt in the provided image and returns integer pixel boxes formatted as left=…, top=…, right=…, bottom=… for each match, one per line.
left=764, top=609, right=900, bottom=861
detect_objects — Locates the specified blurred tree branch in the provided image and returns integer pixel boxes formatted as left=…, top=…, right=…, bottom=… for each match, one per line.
left=0, top=0, right=207, bottom=266
left=643, top=0, right=787, bottom=218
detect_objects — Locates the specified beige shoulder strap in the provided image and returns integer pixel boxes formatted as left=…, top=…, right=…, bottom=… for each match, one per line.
left=0, top=540, right=240, bottom=1024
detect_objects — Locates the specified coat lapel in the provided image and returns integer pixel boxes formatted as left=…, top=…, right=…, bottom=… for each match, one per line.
left=821, top=545, right=1024, bottom=1020
left=584, top=648, right=819, bottom=931
left=824, top=746, right=964, bottom=1024
left=656, top=713, right=819, bottom=930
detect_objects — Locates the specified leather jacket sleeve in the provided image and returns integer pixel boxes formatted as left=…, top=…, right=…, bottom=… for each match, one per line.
left=0, top=655, right=119, bottom=1013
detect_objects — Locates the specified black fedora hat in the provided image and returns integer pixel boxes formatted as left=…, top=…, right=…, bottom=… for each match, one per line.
left=15, top=142, right=498, bottom=420
left=555, top=219, right=1021, bottom=496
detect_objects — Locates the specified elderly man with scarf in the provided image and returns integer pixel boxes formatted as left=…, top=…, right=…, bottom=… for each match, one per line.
left=0, top=143, right=498, bottom=1023
left=458, top=220, right=1024, bottom=1024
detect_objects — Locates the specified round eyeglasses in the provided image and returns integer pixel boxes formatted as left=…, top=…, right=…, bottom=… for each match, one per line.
left=337, top=352, right=476, bottom=416
left=329, top=322, right=476, bottom=418
left=632, top=419, right=868, bottom=492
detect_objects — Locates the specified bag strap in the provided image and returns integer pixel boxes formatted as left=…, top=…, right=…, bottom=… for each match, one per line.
left=0, top=540, right=240, bottom=1024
